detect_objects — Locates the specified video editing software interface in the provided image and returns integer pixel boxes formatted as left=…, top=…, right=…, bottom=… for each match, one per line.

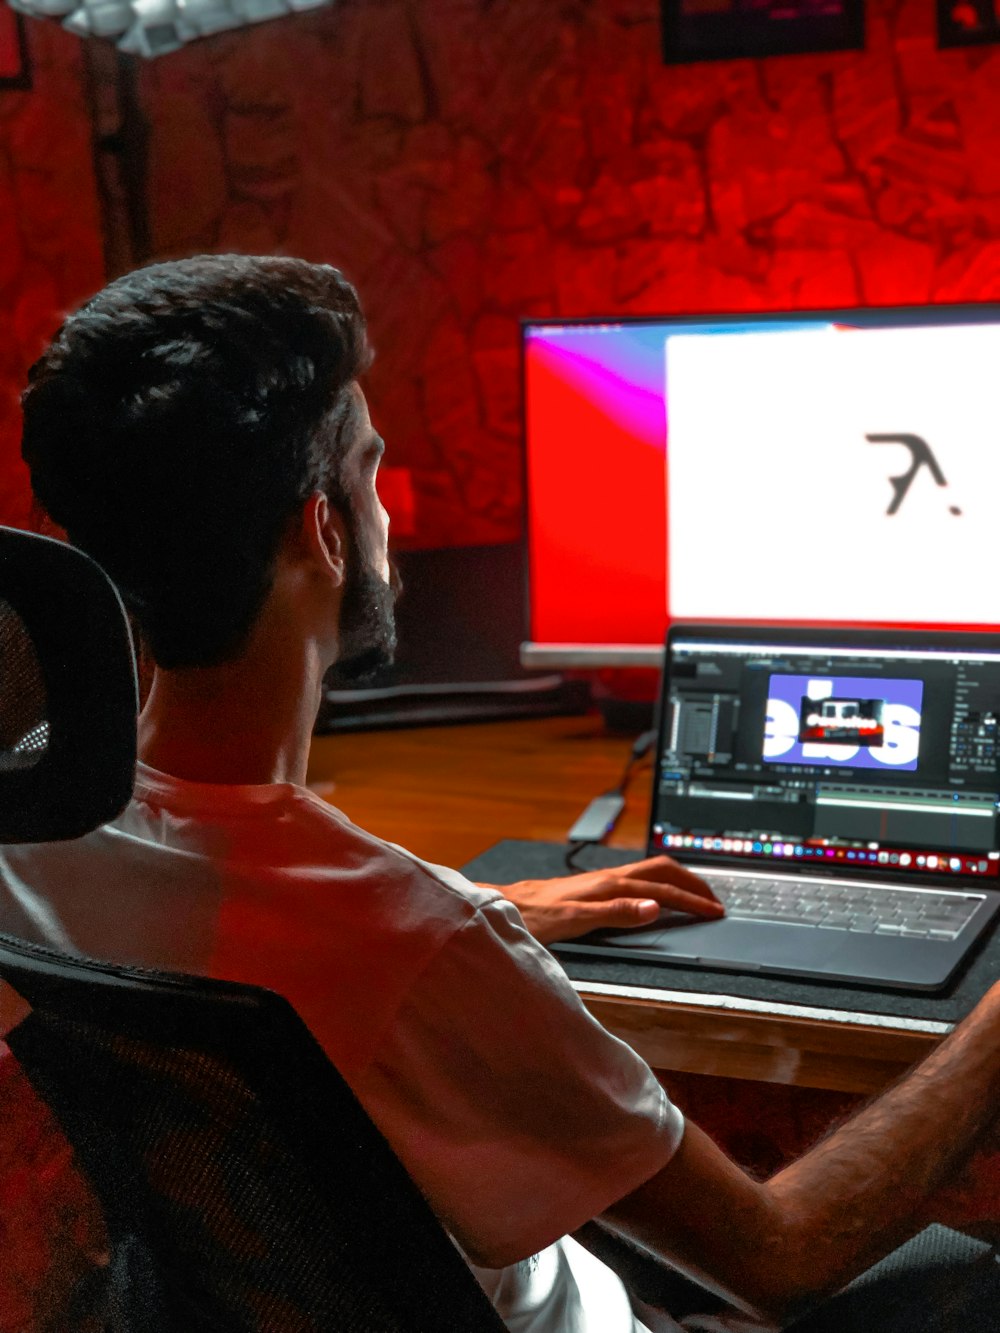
left=650, top=637, right=1000, bottom=884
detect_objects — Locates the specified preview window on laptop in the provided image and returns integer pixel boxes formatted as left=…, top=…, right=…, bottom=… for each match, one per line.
left=651, top=635, right=1000, bottom=883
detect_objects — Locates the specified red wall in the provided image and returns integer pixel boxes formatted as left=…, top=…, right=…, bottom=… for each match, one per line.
left=5, top=0, right=1000, bottom=544
left=0, top=23, right=103, bottom=529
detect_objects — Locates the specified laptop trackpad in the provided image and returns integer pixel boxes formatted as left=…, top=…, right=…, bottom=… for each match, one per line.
left=586, top=916, right=844, bottom=970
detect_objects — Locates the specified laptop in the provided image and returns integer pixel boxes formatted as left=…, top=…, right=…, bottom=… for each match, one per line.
left=555, top=625, right=1000, bottom=991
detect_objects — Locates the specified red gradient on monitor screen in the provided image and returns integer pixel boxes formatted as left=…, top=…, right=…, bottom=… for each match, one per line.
left=523, top=309, right=1000, bottom=652
left=0, top=9, right=23, bottom=80
left=524, top=330, right=667, bottom=645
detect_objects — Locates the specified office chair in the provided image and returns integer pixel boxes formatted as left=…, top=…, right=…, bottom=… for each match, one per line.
left=0, top=526, right=507, bottom=1332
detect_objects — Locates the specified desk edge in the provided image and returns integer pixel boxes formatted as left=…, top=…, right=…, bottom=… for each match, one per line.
left=570, top=979, right=953, bottom=1036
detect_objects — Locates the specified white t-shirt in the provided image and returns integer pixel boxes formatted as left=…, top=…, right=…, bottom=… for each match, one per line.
left=0, top=762, right=693, bottom=1332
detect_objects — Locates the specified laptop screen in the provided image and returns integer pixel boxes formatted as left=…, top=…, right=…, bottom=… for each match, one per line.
left=650, top=630, right=1000, bottom=885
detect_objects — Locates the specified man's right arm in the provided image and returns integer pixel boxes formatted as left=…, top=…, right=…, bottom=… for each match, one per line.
left=601, top=981, right=1000, bottom=1326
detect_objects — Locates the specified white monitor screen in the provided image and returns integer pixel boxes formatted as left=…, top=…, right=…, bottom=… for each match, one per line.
left=667, top=323, right=1000, bottom=627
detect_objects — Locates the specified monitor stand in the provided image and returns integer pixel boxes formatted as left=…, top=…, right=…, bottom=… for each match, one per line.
left=314, top=542, right=591, bottom=734
left=316, top=676, right=591, bottom=734
left=596, top=696, right=655, bottom=735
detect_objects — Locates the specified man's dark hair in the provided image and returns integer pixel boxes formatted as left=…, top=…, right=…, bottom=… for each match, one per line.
left=21, top=254, right=370, bottom=669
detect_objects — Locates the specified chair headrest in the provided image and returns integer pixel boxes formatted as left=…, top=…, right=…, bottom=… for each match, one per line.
left=0, top=527, right=138, bottom=843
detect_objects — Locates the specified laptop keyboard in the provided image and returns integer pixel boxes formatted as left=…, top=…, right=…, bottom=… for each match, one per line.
left=704, top=873, right=984, bottom=941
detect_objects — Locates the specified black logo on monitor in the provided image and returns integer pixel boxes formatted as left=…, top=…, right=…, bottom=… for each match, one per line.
left=866, top=433, right=961, bottom=516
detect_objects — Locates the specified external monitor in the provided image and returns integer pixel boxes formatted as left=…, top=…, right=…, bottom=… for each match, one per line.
left=521, top=305, right=1000, bottom=668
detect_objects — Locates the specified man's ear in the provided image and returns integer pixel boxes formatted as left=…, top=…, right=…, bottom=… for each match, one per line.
left=302, top=491, right=347, bottom=588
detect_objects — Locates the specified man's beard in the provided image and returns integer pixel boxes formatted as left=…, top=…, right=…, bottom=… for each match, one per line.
left=332, top=518, right=401, bottom=683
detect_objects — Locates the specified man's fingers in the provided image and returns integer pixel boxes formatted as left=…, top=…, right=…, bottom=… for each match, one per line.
left=555, top=897, right=662, bottom=939
left=580, top=897, right=674, bottom=933
left=589, top=877, right=723, bottom=918
left=589, top=862, right=723, bottom=912
left=616, top=855, right=718, bottom=899
left=628, top=882, right=725, bottom=917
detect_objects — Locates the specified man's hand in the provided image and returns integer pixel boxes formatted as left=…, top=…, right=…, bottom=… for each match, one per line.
left=480, top=856, right=724, bottom=945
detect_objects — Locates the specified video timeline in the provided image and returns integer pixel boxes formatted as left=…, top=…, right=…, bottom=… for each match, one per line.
left=651, top=829, right=1000, bottom=881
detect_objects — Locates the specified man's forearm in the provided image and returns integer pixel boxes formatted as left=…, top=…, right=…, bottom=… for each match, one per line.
left=764, top=984, right=1000, bottom=1312
left=605, top=984, right=1000, bottom=1325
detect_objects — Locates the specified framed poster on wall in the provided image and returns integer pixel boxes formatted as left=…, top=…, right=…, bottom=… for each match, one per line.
left=661, top=0, right=864, bottom=62
left=0, top=8, right=30, bottom=89
left=938, top=0, right=1000, bottom=48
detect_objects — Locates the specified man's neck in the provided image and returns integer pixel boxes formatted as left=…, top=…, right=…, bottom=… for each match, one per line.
left=137, top=639, right=325, bottom=788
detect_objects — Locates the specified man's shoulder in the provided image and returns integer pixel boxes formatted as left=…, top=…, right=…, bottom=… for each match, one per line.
left=305, top=794, right=509, bottom=933
left=289, top=783, right=498, bottom=890
left=126, top=769, right=503, bottom=933
left=0, top=777, right=507, bottom=979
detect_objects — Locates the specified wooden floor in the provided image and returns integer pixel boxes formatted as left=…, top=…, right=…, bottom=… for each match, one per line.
left=306, top=712, right=652, bottom=869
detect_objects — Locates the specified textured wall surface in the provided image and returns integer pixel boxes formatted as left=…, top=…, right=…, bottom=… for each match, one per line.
left=132, top=0, right=1000, bottom=548
left=7, top=3, right=1000, bottom=543
left=0, top=23, right=103, bottom=529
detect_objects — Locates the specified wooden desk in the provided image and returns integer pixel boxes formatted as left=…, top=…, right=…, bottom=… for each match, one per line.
left=307, top=714, right=947, bottom=1099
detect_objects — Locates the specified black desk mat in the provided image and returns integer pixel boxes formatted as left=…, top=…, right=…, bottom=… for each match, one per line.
left=460, top=840, right=1000, bottom=1025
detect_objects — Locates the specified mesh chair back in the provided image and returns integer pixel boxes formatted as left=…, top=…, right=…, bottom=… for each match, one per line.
left=0, top=935, right=506, bottom=1332
left=0, top=528, right=505, bottom=1330
left=0, top=526, right=137, bottom=841
left=0, top=593, right=48, bottom=769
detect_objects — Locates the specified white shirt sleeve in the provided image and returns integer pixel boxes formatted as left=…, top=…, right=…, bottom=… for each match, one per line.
left=356, top=895, right=684, bottom=1269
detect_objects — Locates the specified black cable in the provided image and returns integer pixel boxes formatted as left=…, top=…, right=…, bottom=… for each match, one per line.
left=564, top=841, right=592, bottom=871
left=563, top=728, right=659, bottom=872
left=613, top=727, right=658, bottom=799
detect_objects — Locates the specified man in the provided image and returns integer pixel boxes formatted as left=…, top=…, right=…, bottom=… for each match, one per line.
left=5, top=254, right=1000, bottom=1333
